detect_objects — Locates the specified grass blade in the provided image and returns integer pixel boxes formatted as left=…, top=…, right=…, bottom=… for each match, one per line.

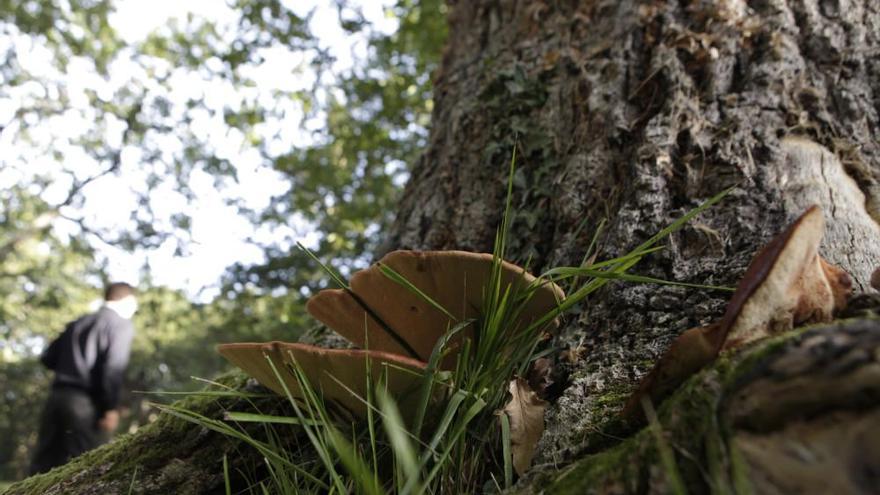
left=543, top=268, right=733, bottom=292
left=297, top=241, right=350, bottom=289
left=127, top=466, right=138, bottom=495
left=224, top=411, right=321, bottom=426
left=223, top=455, right=231, bottom=495
left=412, top=319, right=473, bottom=437
left=378, top=388, right=421, bottom=492
left=500, top=413, right=513, bottom=488
left=633, top=186, right=734, bottom=254
left=642, top=397, right=688, bottom=495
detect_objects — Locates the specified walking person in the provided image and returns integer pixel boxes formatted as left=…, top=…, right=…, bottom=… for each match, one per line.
left=29, top=282, right=137, bottom=475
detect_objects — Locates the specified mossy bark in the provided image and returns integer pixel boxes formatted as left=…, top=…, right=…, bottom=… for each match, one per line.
left=519, top=316, right=880, bottom=494
left=8, top=316, right=878, bottom=494
left=7, top=0, right=880, bottom=493
left=3, top=373, right=302, bottom=495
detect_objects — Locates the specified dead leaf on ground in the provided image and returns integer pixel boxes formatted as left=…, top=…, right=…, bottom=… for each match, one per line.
left=622, top=206, right=853, bottom=421
left=499, top=377, right=548, bottom=476
left=560, top=345, right=587, bottom=364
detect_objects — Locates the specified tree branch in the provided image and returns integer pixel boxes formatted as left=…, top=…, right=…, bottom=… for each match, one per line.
left=0, top=101, right=144, bottom=267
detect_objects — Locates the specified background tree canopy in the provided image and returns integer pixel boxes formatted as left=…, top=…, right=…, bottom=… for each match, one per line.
left=0, top=0, right=446, bottom=481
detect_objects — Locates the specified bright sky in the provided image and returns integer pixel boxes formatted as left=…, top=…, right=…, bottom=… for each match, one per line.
left=0, top=0, right=398, bottom=301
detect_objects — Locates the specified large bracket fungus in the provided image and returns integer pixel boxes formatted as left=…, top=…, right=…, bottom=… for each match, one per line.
left=306, top=250, right=565, bottom=363
left=217, top=342, right=427, bottom=418
left=623, top=206, right=852, bottom=419
left=217, top=250, right=564, bottom=418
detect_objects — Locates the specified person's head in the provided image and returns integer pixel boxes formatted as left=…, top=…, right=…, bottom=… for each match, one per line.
left=105, top=282, right=136, bottom=302
left=104, top=282, right=138, bottom=319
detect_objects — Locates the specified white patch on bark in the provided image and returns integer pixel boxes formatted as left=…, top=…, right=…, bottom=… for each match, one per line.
left=779, top=137, right=880, bottom=291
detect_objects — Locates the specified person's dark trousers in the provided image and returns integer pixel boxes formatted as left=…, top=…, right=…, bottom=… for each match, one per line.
left=29, top=386, right=107, bottom=475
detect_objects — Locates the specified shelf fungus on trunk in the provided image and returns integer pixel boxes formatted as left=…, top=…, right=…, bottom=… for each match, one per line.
left=623, top=206, right=852, bottom=420
left=218, top=250, right=564, bottom=419
left=306, top=250, right=565, bottom=366
left=217, top=342, right=427, bottom=418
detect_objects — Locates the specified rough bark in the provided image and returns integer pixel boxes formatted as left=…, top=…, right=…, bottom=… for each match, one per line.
left=384, top=0, right=880, bottom=470
left=7, top=0, right=880, bottom=493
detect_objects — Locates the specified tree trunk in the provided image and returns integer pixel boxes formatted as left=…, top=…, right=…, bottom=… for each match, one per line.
left=7, top=0, right=880, bottom=493
left=385, top=0, right=880, bottom=474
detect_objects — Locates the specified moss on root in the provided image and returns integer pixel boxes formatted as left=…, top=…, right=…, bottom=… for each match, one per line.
left=522, top=317, right=880, bottom=494
left=6, top=317, right=878, bottom=494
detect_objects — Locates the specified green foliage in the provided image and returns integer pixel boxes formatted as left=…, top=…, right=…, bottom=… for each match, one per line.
left=0, top=0, right=117, bottom=72
left=227, top=0, right=448, bottom=293
left=0, top=187, right=98, bottom=480
left=2, top=0, right=446, bottom=284
left=0, top=0, right=448, bottom=483
left=0, top=187, right=97, bottom=346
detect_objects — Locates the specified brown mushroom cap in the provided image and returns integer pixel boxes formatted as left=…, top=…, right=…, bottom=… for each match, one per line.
left=217, top=342, right=426, bottom=418
left=306, top=250, right=565, bottom=362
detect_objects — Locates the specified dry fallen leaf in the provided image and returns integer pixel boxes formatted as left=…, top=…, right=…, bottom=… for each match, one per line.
left=622, top=206, right=853, bottom=421
left=500, top=377, right=548, bottom=476
left=560, top=345, right=587, bottom=364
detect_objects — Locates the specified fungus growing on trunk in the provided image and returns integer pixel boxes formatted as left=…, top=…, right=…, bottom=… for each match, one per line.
left=306, top=250, right=565, bottom=363
left=216, top=342, right=426, bottom=417
left=218, top=250, right=564, bottom=418
left=623, top=206, right=852, bottom=419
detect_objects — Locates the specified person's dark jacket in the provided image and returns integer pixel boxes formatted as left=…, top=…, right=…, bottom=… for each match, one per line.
left=40, top=307, right=135, bottom=414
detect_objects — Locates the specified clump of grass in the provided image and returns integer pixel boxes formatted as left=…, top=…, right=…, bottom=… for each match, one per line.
left=165, top=148, right=729, bottom=494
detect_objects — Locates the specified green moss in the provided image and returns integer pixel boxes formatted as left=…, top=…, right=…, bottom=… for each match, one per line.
left=593, top=390, right=629, bottom=409
left=537, top=390, right=713, bottom=493
left=557, top=318, right=880, bottom=493
left=546, top=430, right=647, bottom=494
left=528, top=321, right=849, bottom=494
left=716, top=317, right=876, bottom=391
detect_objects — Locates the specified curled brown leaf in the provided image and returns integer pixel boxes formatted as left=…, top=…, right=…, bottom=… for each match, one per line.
left=499, top=377, right=548, bottom=476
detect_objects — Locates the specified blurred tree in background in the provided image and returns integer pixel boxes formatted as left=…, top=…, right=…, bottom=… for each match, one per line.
left=0, top=186, right=96, bottom=480
left=0, top=0, right=445, bottom=481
